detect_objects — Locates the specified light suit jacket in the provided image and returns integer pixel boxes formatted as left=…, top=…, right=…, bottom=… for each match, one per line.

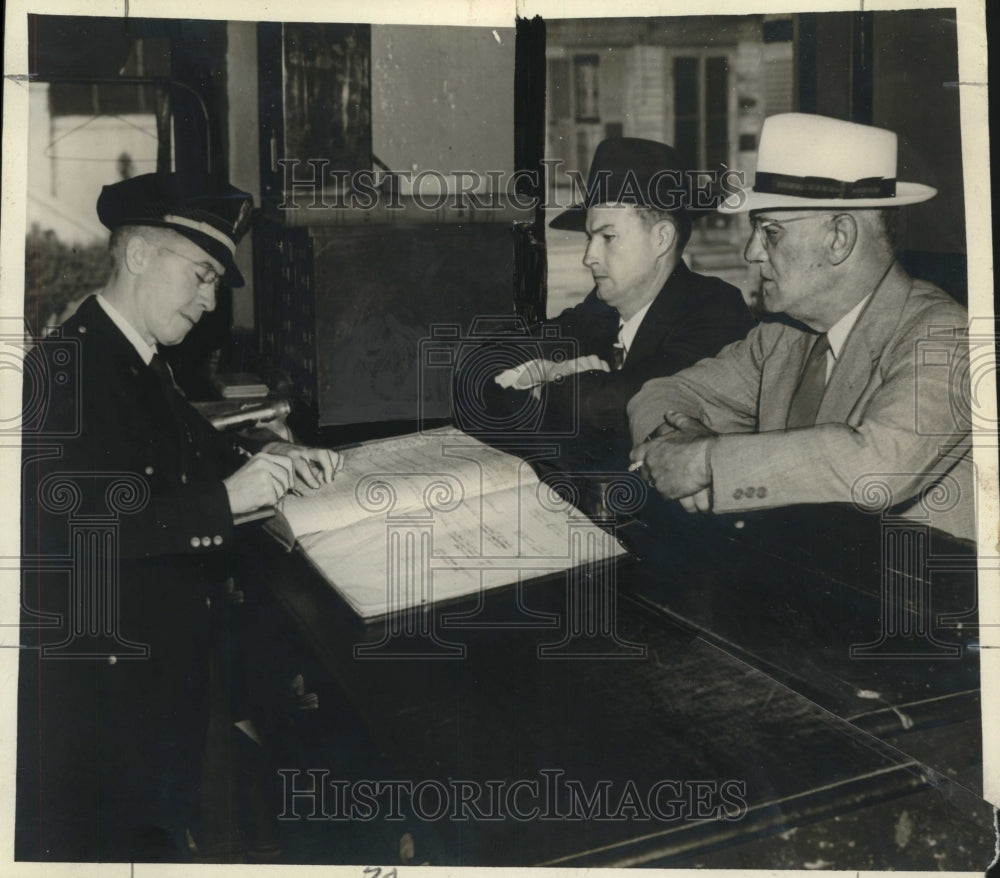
left=627, top=262, right=975, bottom=543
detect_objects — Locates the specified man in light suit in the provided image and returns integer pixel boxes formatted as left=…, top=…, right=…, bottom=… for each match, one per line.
left=628, top=114, right=974, bottom=544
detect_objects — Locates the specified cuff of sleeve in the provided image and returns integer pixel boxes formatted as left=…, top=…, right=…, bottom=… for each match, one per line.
left=170, top=482, right=235, bottom=555
left=708, top=436, right=775, bottom=512
left=496, top=359, right=545, bottom=389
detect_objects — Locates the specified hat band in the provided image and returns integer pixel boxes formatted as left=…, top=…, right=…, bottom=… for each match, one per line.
left=754, top=172, right=896, bottom=200
left=162, top=214, right=237, bottom=256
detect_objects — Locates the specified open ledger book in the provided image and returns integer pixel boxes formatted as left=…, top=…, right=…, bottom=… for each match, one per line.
left=263, top=427, right=628, bottom=620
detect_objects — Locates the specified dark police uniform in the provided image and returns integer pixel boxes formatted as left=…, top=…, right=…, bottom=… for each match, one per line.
left=18, top=173, right=255, bottom=862
left=18, top=296, right=249, bottom=861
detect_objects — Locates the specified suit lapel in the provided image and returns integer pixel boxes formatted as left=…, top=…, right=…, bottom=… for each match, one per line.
left=77, top=296, right=189, bottom=465
left=594, top=300, right=620, bottom=362
left=816, top=262, right=912, bottom=424
left=75, top=296, right=149, bottom=380
left=571, top=291, right=619, bottom=361
left=759, top=328, right=813, bottom=432
left=625, top=261, right=690, bottom=365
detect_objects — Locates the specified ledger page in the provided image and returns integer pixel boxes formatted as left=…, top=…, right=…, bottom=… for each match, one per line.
left=288, top=427, right=628, bottom=618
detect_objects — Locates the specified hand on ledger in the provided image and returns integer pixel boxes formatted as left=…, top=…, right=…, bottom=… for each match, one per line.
left=262, top=442, right=344, bottom=491
left=224, top=451, right=296, bottom=514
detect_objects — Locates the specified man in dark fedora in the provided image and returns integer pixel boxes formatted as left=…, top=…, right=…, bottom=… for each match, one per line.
left=628, top=114, right=974, bottom=544
left=485, top=137, right=752, bottom=464
left=18, top=173, right=340, bottom=861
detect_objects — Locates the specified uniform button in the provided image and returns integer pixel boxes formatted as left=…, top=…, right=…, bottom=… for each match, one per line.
left=733, top=488, right=743, bottom=500
left=205, top=596, right=212, bottom=610
left=200, top=536, right=211, bottom=547
left=107, top=655, right=117, bottom=665
left=181, top=474, right=188, bottom=484
left=213, top=535, right=223, bottom=546
left=745, top=487, right=756, bottom=498
left=757, top=487, right=767, bottom=498
left=78, top=325, right=87, bottom=333
left=144, top=466, right=154, bottom=475
left=734, top=519, right=746, bottom=530
left=190, top=537, right=200, bottom=548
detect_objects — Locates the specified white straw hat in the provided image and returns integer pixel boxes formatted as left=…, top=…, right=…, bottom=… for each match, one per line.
left=719, top=113, right=936, bottom=213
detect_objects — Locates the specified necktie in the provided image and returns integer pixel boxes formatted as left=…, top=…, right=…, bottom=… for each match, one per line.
left=609, top=324, right=627, bottom=370
left=786, top=334, right=831, bottom=428
left=149, top=354, right=192, bottom=471
left=609, top=343, right=626, bottom=371
left=149, top=354, right=180, bottom=410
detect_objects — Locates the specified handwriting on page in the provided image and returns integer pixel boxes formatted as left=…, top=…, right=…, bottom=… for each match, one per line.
left=284, top=427, right=627, bottom=619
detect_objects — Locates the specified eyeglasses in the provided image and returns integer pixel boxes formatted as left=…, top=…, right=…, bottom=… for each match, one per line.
left=749, top=212, right=836, bottom=247
left=158, top=245, right=223, bottom=288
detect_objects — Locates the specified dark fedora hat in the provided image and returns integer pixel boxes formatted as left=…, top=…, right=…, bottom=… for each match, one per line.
left=97, top=173, right=255, bottom=286
left=550, top=137, right=698, bottom=232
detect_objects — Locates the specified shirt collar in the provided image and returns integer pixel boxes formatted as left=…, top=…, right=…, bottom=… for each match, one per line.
left=96, top=294, right=157, bottom=365
left=617, top=300, right=654, bottom=354
left=826, top=293, right=872, bottom=361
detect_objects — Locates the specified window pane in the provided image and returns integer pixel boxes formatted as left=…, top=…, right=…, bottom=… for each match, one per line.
left=706, top=116, right=728, bottom=168
left=573, top=55, right=600, bottom=123
left=673, top=57, right=698, bottom=117
left=705, top=56, right=728, bottom=115
left=549, top=59, right=570, bottom=119
left=674, top=57, right=699, bottom=168
left=674, top=119, right=699, bottom=169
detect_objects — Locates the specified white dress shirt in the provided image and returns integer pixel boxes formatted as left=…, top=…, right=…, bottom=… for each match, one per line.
left=824, top=293, right=872, bottom=382
left=615, top=300, right=654, bottom=366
